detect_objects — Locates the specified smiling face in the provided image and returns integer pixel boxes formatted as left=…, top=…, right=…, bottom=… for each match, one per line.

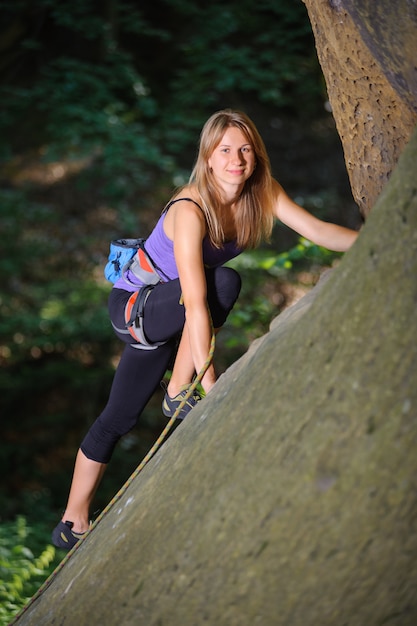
left=208, top=126, right=256, bottom=194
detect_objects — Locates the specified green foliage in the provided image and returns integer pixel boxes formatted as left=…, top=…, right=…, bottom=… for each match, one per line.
left=0, top=55, right=168, bottom=201
left=232, top=238, right=339, bottom=274
left=0, top=516, right=61, bottom=625
left=0, top=185, right=117, bottom=506
left=0, top=187, right=113, bottom=367
left=0, top=0, right=323, bottom=192
left=162, top=0, right=321, bottom=114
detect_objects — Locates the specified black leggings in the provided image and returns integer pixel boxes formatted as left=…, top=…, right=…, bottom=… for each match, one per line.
left=80, top=266, right=241, bottom=463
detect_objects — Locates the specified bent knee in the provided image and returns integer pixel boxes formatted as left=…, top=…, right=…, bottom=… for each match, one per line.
left=207, top=266, right=241, bottom=327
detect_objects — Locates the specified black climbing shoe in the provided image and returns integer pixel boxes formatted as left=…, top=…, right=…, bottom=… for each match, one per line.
left=52, top=520, right=88, bottom=550
left=162, top=385, right=202, bottom=420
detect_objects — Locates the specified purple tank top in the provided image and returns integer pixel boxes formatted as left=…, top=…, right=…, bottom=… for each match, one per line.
left=114, top=199, right=243, bottom=292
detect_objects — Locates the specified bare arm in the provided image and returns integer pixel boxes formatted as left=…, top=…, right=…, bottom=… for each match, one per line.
left=171, top=201, right=217, bottom=392
left=272, top=180, right=359, bottom=252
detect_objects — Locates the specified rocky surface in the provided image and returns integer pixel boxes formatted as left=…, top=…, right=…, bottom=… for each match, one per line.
left=303, top=0, right=417, bottom=217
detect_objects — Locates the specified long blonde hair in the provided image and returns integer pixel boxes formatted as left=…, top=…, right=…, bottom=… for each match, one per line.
left=189, top=109, right=275, bottom=249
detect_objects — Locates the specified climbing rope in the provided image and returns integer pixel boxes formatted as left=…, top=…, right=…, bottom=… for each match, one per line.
left=11, top=325, right=215, bottom=623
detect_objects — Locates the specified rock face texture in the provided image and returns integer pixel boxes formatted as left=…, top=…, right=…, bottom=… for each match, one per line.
left=15, top=127, right=417, bottom=625
left=303, top=0, right=417, bottom=217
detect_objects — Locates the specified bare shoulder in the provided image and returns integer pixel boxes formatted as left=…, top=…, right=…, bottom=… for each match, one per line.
left=164, top=186, right=206, bottom=239
left=271, top=178, right=286, bottom=202
left=271, top=177, right=304, bottom=221
left=171, top=185, right=203, bottom=209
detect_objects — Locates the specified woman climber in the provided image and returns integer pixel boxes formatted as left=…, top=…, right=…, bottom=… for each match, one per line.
left=52, top=108, right=358, bottom=549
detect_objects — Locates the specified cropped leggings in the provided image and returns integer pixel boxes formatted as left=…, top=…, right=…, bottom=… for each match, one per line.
left=80, top=266, right=241, bottom=463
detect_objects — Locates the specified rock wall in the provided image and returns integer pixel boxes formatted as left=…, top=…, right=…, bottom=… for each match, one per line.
left=302, top=0, right=417, bottom=216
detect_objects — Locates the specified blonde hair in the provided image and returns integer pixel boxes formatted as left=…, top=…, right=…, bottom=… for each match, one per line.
left=188, top=109, right=275, bottom=249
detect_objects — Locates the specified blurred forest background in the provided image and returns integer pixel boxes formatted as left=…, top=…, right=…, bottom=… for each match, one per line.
left=0, top=0, right=362, bottom=618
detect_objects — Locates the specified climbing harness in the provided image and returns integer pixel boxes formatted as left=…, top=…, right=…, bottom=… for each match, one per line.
left=111, top=284, right=167, bottom=350
left=10, top=322, right=216, bottom=624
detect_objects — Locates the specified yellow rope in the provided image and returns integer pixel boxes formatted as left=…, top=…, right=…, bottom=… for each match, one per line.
left=11, top=325, right=216, bottom=623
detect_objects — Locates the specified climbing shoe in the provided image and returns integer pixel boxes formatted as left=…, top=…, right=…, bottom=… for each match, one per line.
left=162, top=385, right=202, bottom=420
left=52, top=520, right=88, bottom=550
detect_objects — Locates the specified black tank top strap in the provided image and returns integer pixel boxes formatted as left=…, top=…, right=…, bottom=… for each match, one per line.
left=163, top=197, right=203, bottom=213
